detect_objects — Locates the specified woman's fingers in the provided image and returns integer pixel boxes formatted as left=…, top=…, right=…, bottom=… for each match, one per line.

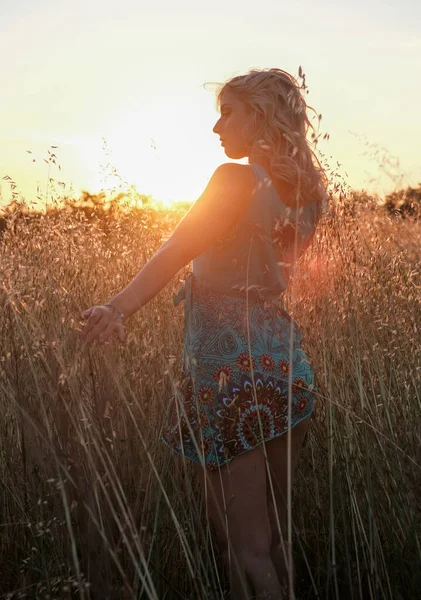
left=118, top=322, right=125, bottom=343
left=81, top=308, right=93, bottom=319
left=81, top=307, right=106, bottom=338
left=84, top=309, right=106, bottom=341
left=98, top=321, right=113, bottom=344
left=84, top=314, right=109, bottom=344
left=80, top=305, right=125, bottom=345
left=98, top=321, right=125, bottom=345
left=99, top=321, right=116, bottom=344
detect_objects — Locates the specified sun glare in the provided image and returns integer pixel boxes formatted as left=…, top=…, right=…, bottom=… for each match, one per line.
left=101, top=98, right=221, bottom=208
left=0, top=96, right=224, bottom=211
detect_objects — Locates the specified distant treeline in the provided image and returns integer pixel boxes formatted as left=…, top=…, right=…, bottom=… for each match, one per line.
left=1, top=185, right=420, bottom=240
left=0, top=190, right=192, bottom=240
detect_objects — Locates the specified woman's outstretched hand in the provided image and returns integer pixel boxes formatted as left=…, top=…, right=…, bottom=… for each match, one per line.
left=80, top=305, right=125, bottom=345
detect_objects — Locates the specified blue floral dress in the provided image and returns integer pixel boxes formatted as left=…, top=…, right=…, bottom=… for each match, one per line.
left=162, top=163, right=320, bottom=470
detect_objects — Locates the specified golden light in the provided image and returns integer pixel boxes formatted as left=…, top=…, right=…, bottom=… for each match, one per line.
left=101, top=98, right=222, bottom=208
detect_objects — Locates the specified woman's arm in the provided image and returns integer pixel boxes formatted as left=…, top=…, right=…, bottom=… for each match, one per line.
left=106, top=242, right=187, bottom=320
left=81, top=163, right=255, bottom=343
left=107, top=162, right=255, bottom=316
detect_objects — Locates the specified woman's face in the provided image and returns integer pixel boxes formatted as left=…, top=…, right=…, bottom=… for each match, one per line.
left=213, top=89, right=252, bottom=159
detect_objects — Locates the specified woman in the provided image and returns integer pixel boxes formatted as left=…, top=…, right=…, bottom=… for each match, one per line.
left=81, top=68, right=327, bottom=599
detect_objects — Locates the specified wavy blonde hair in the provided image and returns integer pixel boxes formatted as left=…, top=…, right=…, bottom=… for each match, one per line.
left=216, top=68, right=328, bottom=213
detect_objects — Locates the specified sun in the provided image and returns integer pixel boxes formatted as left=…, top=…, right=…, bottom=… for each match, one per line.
left=103, top=124, right=190, bottom=205
left=100, top=98, right=223, bottom=207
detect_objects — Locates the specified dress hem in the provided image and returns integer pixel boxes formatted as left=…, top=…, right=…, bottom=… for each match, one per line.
left=160, top=412, right=313, bottom=470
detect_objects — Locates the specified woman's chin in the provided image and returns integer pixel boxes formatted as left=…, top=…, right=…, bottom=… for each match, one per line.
left=224, top=147, right=247, bottom=160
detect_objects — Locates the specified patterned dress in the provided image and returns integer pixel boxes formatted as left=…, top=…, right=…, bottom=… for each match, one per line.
left=162, top=163, right=320, bottom=470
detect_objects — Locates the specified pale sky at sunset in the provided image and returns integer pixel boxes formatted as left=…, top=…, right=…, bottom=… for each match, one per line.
left=1, top=0, right=420, bottom=208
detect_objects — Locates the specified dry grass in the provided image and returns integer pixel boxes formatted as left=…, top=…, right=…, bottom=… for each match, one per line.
left=0, top=196, right=420, bottom=599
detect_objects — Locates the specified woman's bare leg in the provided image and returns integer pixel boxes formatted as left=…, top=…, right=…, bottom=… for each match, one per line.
left=196, top=446, right=283, bottom=599
left=196, top=461, right=251, bottom=598
left=265, top=418, right=310, bottom=595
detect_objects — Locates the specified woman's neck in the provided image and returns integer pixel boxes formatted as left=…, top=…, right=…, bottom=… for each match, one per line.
left=248, top=153, right=295, bottom=205
left=247, top=151, right=270, bottom=172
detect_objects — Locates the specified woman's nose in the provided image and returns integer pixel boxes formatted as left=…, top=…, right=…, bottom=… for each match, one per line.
left=213, top=119, right=221, bottom=134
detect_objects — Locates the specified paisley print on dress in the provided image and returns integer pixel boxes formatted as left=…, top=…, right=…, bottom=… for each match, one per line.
left=162, top=277, right=316, bottom=470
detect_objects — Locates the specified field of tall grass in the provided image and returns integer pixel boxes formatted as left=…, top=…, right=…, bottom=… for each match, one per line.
left=0, top=191, right=420, bottom=599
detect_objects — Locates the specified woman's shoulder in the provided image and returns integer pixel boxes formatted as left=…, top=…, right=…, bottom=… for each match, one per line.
left=211, top=163, right=257, bottom=192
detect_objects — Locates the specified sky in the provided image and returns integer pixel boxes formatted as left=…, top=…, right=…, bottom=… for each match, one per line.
left=1, top=0, right=420, bottom=209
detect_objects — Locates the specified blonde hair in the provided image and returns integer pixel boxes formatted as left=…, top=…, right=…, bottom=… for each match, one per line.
left=216, top=68, right=328, bottom=212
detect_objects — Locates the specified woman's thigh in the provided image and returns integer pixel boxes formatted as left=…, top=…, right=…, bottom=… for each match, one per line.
left=195, top=446, right=272, bottom=554
left=264, top=418, right=310, bottom=534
